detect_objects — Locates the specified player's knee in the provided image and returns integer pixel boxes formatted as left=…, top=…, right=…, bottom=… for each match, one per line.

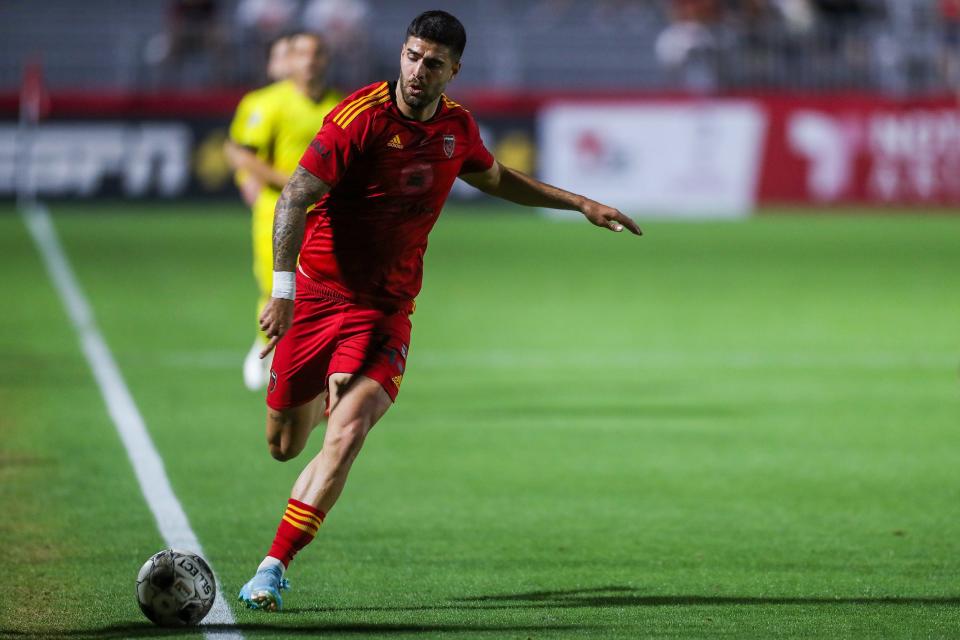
left=326, top=418, right=370, bottom=465
left=266, top=427, right=307, bottom=461
left=266, top=410, right=308, bottom=462
left=268, top=441, right=301, bottom=462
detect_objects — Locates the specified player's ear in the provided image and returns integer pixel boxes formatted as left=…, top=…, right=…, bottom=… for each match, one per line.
left=450, top=60, right=461, bottom=79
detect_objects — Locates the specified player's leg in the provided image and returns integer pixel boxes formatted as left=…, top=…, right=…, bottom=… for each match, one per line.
left=265, top=390, right=328, bottom=462
left=239, top=374, right=392, bottom=611
left=240, top=301, right=409, bottom=610
left=289, top=373, right=392, bottom=512
left=243, top=200, right=275, bottom=390
left=261, top=290, right=344, bottom=462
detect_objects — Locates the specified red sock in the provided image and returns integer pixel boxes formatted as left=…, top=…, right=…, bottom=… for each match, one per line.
left=267, top=499, right=326, bottom=568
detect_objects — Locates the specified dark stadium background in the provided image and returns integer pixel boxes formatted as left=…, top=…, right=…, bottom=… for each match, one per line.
left=5, top=0, right=960, bottom=208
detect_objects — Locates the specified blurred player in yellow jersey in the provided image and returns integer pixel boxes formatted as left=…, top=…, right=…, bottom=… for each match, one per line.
left=228, top=35, right=293, bottom=208
left=225, top=32, right=342, bottom=390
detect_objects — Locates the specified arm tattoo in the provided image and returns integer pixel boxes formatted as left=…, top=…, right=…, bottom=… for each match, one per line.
left=272, top=166, right=330, bottom=271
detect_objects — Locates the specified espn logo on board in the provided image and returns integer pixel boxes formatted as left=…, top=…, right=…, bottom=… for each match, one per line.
left=0, top=123, right=191, bottom=197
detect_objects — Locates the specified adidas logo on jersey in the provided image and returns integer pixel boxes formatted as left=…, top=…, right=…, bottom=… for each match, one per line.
left=387, top=134, right=404, bottom=149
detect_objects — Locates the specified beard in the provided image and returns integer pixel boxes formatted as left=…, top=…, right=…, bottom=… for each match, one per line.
left=399, top=76, right=437, bottom=109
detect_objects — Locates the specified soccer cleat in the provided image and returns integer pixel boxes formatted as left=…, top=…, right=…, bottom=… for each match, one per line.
left=243, top=336, right=273, bottom=391
left=237, top=564, right=290, bottom=611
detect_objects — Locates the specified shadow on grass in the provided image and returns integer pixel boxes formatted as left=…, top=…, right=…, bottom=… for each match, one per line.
left=4, top=586, right=957, bottom=638
left=453, top=585, right=960, bottom=607
left=291, top=585, right=960, bottom=613
left=0, top=622, right=587, bottom=639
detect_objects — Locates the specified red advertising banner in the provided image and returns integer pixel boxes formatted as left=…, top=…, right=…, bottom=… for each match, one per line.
left=537, top=93, right=960, bottom=209
left=757, top=94, right=960, bottom=206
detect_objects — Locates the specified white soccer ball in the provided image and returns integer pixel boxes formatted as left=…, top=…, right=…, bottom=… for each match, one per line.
left=136, top=548, right=216, bottom=626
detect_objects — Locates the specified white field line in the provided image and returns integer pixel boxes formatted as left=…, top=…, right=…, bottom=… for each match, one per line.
left=22, top=204, right=241, bottom=639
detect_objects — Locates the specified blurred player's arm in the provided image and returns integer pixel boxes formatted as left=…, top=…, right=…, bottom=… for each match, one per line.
left=460, top=161, right=642, bottom=235
left=226, top=94, right=276, bottom=205
left=222, top=140, right=263, bottom=206
left=223, top=139, right=290, bottom=191
left=258, top=166, right=331, bottom=357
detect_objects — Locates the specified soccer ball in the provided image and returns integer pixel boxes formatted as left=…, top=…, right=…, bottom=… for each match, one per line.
left=136, top=549, right=216, bottom=626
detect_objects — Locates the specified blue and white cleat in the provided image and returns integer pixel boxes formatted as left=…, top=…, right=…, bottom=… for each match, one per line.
left=238, top=564, right=290, bottom=611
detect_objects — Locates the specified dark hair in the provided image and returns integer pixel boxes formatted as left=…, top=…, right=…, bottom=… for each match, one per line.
left=406, top=10, right=466, bottom=59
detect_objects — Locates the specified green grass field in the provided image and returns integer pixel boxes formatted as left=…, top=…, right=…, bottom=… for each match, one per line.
left=1, top=202, right=958, bottom=639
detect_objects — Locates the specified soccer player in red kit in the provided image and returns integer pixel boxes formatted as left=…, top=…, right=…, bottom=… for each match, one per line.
left=239, top=10, right=642, bottom=611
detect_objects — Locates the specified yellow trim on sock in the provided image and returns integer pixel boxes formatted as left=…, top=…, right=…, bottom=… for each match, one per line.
left=282, top=514, right=318, bottom=535
left=286, top=503, right=324, bottom=526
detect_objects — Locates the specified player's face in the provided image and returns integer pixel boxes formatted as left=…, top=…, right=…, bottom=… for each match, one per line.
left=266, top=38, right=291, bottom=82
left=290, top=35, right=330, bottom=85
left=398, top=37, right=460, bottom=111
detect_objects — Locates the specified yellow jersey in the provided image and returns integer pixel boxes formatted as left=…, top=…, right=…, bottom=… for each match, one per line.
left=229, top=80, right=342, bottom=212
left=229, top=81, right=342, bottom=322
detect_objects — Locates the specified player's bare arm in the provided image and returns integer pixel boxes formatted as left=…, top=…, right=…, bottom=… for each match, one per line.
left=461, top=161, right=642, bottom=235
left=258, top=166, right=331, bottom=357
left=224, top=139, right=290, bottom=190
left=222, top=139, right=264, bottom=206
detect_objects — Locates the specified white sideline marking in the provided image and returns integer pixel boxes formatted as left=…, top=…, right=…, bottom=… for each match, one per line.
left=22, top=204, right=242, bottom=639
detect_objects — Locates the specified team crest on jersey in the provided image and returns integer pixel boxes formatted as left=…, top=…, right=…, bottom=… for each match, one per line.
left=443, top=135, right=455, bottom=158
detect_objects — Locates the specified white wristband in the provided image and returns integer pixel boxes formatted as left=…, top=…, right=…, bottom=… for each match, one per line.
left=272, top=271, right=296, bottom=300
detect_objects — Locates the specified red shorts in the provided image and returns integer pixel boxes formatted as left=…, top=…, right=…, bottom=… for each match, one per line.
left=266, top=280, right=412, bottom=410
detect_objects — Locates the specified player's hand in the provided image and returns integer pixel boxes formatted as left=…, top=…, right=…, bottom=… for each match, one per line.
left=581, top=200, right=642, bottom=235
left=258, top=297, right=295, bottom=358
left=239, top=179, right=262, bottom=207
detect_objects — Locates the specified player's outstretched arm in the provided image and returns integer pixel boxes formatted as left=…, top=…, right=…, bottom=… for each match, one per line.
left=460, top=161, right=642, bottom=235
left=258, top=166, right=331, bottom=358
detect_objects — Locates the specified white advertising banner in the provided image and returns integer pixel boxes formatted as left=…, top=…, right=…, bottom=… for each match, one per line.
left=539, top=102, right=767, bottom=218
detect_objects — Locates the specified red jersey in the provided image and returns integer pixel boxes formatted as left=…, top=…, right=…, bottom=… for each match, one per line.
left=297, top=81, right=495, bottom=310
